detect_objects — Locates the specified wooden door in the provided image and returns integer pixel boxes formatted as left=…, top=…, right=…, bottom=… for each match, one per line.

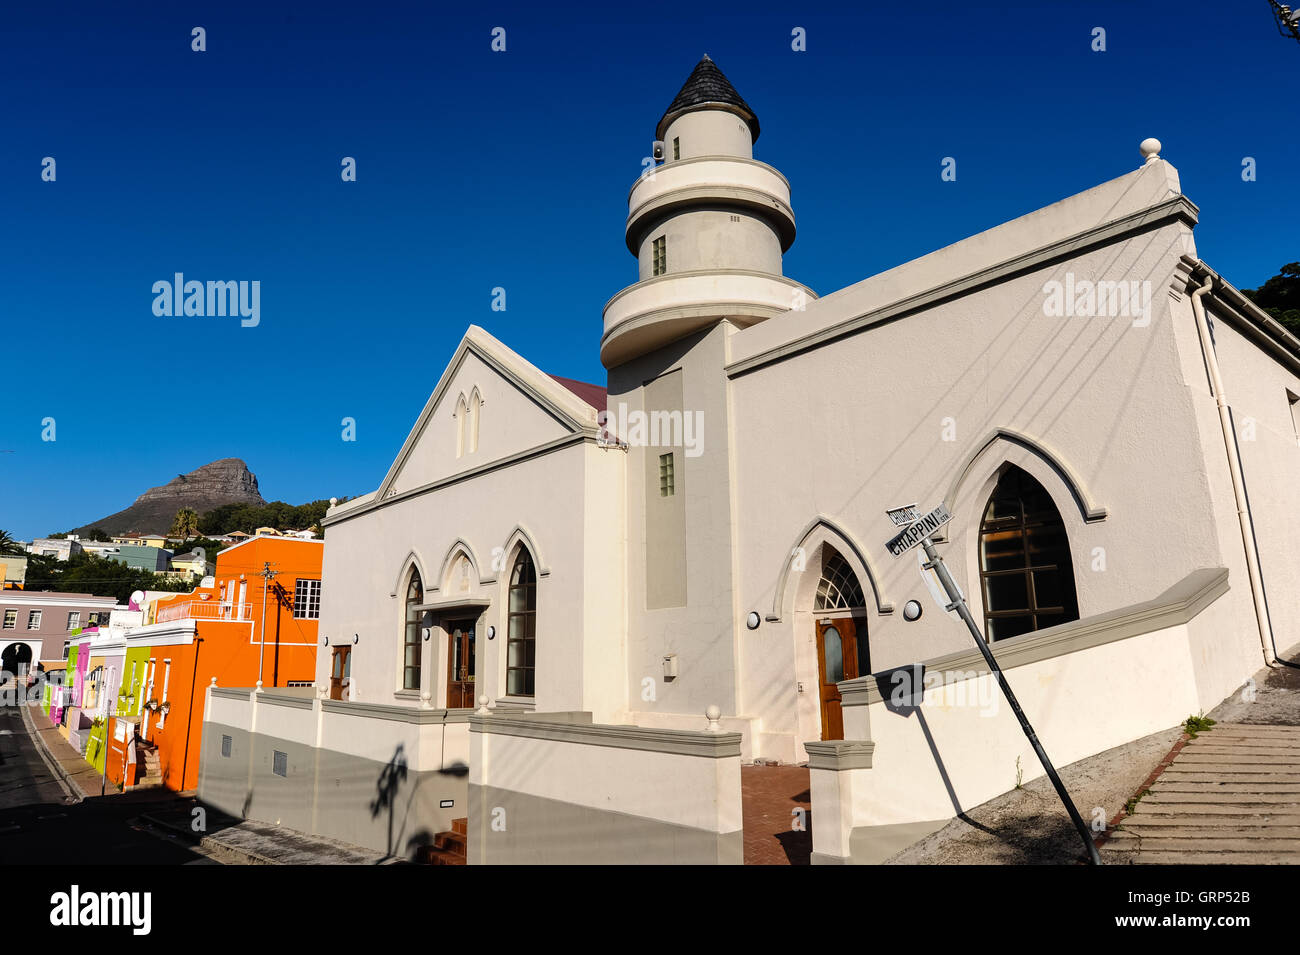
left=815, top=617, right=867, bottom=740
left=446, top=619, right=476, bottom=709
left=329, top=646, right=350, bottom=701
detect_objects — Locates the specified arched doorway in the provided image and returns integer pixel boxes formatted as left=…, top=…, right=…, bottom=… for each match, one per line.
left=978, top=465, right=1080, bottom=641
left=812, top=549, right=869, bottom=740
left=1, top=642, right=33, bottom=680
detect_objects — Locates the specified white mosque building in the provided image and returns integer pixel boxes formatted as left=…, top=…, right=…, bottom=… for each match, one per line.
left=199, top=56, right=1300, bottom=864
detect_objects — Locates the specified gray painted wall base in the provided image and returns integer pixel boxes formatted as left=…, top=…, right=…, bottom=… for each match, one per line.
left=469, top=784, right=742, bottom=864
left=199, top=721, right=467, bottom=861
left=812, top=818, right=951, bottom=865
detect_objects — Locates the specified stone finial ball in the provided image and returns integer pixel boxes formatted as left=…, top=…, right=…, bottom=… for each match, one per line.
left=1139, top=138, right=1162, bottom=162
left=329, top=497, right=338, bottom=506
left=705, top=704, right=721, bottom=721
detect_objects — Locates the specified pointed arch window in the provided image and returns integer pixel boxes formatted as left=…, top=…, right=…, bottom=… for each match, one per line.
left=402, top=568, right=423, bottom=690
left=454, top=394, right=468, bottom=458
left=468, top=388, right=481, bottom=454
left=506, top=550, right=537, bottom=697
left=815, top=551, right=866, bottom=611
left=979, top=466, right=1079, bottom=641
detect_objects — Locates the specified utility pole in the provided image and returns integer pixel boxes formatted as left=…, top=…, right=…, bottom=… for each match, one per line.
left=257, top=561, right=279, bottom=688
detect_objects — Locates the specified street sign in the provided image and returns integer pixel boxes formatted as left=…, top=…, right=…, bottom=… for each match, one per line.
left=885, top=504, right=952, bottom=557
left=885, top=503, right=920, bottom=527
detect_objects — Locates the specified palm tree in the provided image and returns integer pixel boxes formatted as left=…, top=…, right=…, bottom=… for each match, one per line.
left=0, top=530, right=24, bottom=556
left=169, top=507, right=200, bottom=545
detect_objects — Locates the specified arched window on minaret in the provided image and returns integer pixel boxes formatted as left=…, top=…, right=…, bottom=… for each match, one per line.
left=978, top=466, right=1079, bottom=641
left=454, top=393, right=468, bottom=458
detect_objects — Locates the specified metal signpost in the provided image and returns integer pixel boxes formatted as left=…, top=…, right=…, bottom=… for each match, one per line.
left=885, top=502, right=1101, bottom=866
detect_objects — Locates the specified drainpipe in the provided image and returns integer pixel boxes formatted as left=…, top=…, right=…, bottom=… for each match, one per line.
left=1188, top=271, right=1276, bottom=667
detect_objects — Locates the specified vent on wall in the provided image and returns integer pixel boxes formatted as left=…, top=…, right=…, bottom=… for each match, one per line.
left=220, top=735, right=232, bottom=758
left=273, top=750, right=288, bottom=777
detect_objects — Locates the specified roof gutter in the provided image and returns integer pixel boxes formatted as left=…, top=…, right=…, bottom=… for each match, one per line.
left=1186, top=264, right=1278, bottom=668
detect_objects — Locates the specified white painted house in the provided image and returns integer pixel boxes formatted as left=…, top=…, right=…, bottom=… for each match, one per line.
left=200, top=56, right=1300, bottom=864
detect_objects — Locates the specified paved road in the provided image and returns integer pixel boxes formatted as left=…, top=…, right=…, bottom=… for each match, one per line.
left=0, top=699, right=218, bottom=865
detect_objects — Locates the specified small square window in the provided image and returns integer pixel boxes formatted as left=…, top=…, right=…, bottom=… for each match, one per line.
left=272, top=750, right=287, bottom=777
left=2, top=610, right=15, bottom=630
left=67, top=611, right=80, bottom=631
left=659, top=453, right=675, bottom=497
left=221, top=735, right=232, bottom=758
left=27, top=610, right=41, bottom=630
left=652, top=236, right=666, bottom=277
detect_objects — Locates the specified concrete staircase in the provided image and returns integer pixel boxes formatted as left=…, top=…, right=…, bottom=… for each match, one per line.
left=135, top=740, right=164, bottom=789
left=417, top=817, right=468, bottom=865
left=1106, top=723, right=1300, bottom=863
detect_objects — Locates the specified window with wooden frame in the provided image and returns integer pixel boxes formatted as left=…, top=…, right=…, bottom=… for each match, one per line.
left=402, top=569, right=423, bottom=691
left=506, top=550, right=537, bottom=697
left=652, top=236, right=666, bottom=276
left=978, top=466, right=1079, bottom=642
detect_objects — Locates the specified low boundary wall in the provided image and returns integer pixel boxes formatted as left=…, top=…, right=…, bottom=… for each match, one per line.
left=469, top=712, right=743, bottom=864
left=199, top=686, right=472, bottom=860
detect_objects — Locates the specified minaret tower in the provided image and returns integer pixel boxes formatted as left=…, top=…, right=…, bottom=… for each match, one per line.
left=606, top=57, right=812, bottom=731
left=600, top=54, right=809, bottom=368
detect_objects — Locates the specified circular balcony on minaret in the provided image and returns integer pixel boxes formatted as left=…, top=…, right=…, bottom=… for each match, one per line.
left=625, top=157, right=796, bottom=254
left=601, top=269, right=816, bottom=368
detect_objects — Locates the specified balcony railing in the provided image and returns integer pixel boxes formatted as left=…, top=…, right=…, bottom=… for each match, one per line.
left=154, top=601, right=252, bottom=623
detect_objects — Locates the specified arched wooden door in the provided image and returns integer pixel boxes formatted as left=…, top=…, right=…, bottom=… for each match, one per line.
left=814, top=617, right=865, bottom=740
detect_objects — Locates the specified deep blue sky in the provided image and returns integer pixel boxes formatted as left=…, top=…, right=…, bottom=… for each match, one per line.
left=2, top=1, right=1295, bottom=539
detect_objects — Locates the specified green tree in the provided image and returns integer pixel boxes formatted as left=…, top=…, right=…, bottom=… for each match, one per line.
left=1243, top=263, right=1300, bottom=336
left=0, top=529, right=24, bottom=556
left=170, top=507, right=200, bottom=543
left=87, top=527, right=111, bottom=542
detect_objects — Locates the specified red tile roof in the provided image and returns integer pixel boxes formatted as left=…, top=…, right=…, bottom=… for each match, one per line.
left=550, top=375, right=607, bottom=413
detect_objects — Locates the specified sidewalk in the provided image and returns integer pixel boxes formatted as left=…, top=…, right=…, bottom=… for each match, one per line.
left=138, top=802, right=400, bottom=865
left=17, top=699, right=99, bottom=802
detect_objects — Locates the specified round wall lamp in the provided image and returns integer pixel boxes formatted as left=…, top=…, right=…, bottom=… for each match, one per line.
left=903, top=600, right=923, bottom=622
left=322, top=635, right=329, bottom=647
left=487, top=625, right=496, bottom=640
left=423, top=628, right=431, bottom=642
left=746, top=612, right=761, bottom=631
left=353, top=632, right=360, bottom=645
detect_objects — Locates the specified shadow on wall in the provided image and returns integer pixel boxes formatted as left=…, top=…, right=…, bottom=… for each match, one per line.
left=369, top=743, right=468, bottom=860
left=370, top=744, right=409, bottom=858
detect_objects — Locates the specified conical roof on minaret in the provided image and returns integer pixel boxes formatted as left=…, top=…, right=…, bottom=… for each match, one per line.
left=656, top=54, right=760, bottom=142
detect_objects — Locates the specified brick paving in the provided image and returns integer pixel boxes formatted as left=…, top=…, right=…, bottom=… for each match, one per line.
left=741, top=764, right=811, bottom=865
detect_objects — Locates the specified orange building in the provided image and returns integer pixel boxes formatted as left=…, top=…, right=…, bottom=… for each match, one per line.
left=121, top=536, right=322, bottom=792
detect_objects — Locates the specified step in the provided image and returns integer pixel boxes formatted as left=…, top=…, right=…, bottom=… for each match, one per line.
left=415, top=844, right=467, bottom=865
left=434, top=832, right=467, bottom=854
left=1107, top=833, right=1300, bottom=852
left=452, top=817, right=467, bottom=836
left=1116, top=824, right=1300, bottom=838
